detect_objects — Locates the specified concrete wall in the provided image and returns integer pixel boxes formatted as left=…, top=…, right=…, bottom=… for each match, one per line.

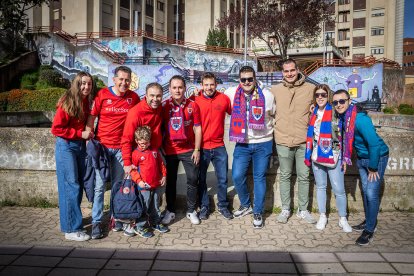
left=1, top=113, right=413, bottom=211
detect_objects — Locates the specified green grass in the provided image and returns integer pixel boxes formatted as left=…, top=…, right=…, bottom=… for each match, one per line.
left=0, top=197, right=57, bottom=208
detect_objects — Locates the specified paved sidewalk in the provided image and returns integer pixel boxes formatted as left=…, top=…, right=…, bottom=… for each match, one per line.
left=0, top=207, right=413, bottom=275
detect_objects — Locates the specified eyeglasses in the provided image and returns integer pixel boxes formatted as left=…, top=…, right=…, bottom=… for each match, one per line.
left=240, top=77, right=254, bottom=83
left=332, top=99, right=349, bottom=106
left=315, top=93, right=328, bottom=98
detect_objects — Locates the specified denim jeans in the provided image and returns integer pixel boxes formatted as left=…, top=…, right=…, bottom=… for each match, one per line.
left=199, top=146, right=229, bottom=210
left=276, top=144, right=310, bottom=211
left=357, top=155, right=389, bottom=233
left=55, top=137, right=86, bottom=233
left=232, top=140, right=273, bottom=214
left=92, top=148, right=124, bottom=224
left=312, top=161, right=347, bottom=217
left=165, top=151, right=199, bottom=213
left=135, top=187, right=162, bottom=228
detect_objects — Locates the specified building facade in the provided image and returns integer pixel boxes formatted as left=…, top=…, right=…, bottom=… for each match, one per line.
left=403, top=38, right=414, bottom=75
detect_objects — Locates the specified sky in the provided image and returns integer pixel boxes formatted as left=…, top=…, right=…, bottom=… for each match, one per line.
left=405, top=0, right=414, bottom=38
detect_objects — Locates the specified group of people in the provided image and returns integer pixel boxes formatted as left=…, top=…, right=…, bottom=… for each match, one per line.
left=51, top=58, right=389, bottom=247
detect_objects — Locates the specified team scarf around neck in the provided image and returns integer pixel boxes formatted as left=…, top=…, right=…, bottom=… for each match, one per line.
left=167, top=97, right=187, bottom=141
left=304, top=104, right=336, bottom=167
left=338, top=104, right=357, bottom=165
left=229, top=84, right=266, bottom=143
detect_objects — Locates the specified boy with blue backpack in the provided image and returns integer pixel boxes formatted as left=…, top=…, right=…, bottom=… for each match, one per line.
left=127, top=125, right=169, bottom=238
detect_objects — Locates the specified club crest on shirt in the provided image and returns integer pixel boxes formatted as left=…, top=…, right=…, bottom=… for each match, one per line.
left=187, top=107, right=193, bottom=114
left=122, top=187, right=130, bottom=194
left=127, top=98, right=132, bottom=105
left=107, top=99, right=112, bottom=104
left=319, top=138, right=332, bottom=154
left=140, top=156, right=145, bottom=161
left=152, top=151, right=157, bottom=158
left=171, top=116, right=182, bottom=131
left=252, top=106, right=263, bottom=120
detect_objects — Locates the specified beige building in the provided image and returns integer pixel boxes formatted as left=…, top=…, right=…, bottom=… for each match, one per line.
left=26, top=0, right=170, bottom=36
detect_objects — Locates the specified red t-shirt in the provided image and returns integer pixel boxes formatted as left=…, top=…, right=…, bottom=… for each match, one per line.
left=195, top=91, right=232, bottom=149
left=121, top=99, right=163, bottom=166
left=90, top=87, right=140, bottom=148
left=162, top=98, right=201, bottom=155
left=130, top=147, right=166, bottom=189
left=51, top=97, right=90, bottom=140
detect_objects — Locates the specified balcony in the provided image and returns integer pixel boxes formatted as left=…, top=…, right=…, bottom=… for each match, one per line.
left=338, top=3, right=350, bottom=12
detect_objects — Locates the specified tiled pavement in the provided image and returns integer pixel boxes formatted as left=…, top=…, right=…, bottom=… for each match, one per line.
left=0, top=207, right=413, bottom=275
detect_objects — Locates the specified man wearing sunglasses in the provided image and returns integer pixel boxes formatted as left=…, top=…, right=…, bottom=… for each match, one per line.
left=271, top=58, right=317, bottom=224
left=225, top=66, right=275, bottom=229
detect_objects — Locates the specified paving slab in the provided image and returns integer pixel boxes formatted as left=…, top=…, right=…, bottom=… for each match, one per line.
left=152, top=260, right=199, bottom=271
left=343, top=262, right=397, bottom=274
left=104, top=259, right=152, bottom=271
left=68, top=248, right=114, bottom=259
left=25, top=246, right=73, bottom=257
left=291, top=252, right=338, bottom=263
left=11, top=255, right=62, bottom=267
left=392, top=263, right=414, bottom=274
left=0, top=255, right=19, bottom=266
left=156, top=250, right=201, bottom=261
left=246, top=252, right=292, bottom=263
left=148, top=272, right=197, bottom=276
left=0, top=265, right=51, bottom=276
left=336, top=252, right=385, bottom=262
left=57, top=257, right=108, bottom=269
left=249, top=262, right=297, bottom=274
left=98, top=270, right=148, bottom=276
left=112, top=249, right=157, bottom=259
left=200, top=262, right=248, bottom=273
left=203, top=251, right=246, bottom=262
left=0, top=245, right=30, bottom=255
left=48, top=268, right=99, bottom=276
left=296, top=263, right=346, bottom=274
left=382, top=253, right=414, bottom=263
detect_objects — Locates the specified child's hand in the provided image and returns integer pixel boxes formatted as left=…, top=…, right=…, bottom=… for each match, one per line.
left=160, top=176, right=166, bottom=186
left=138, top=181, right=146, bottom=188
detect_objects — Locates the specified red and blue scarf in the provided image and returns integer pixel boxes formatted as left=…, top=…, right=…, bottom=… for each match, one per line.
left=229, top=85, right=266, bottom=143
left=167, top=97, right=187, bottom=141
left=338, top=104, right=357, bottom=165
left=305, top=104, right=336, bottom=167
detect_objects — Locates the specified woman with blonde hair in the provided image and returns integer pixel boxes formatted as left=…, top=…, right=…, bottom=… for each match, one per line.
left=304, top=84, right=352, bottom=232
left=51, top=71, right=95, bottom=241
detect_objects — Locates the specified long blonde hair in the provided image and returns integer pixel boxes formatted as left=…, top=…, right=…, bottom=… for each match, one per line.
left=58, top=72, right=95, bottom=120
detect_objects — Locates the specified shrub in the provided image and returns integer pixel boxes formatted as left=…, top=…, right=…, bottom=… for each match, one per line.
left=93, top=76, right=106, bottom=90
left=20, top=71, right=39, bottom=90
left=0, top=91, right=9, bottom=111
left=1, top=88, right=66, bottom=111
left=36, top=68, right=63, bottom=89
left=5, top=89, right=31, bottom=111
left=383, top=106, right=395, bottom=114
left=398, top=104, right=414, bottom=115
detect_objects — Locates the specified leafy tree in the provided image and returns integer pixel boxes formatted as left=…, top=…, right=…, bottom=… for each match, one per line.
left=0, top=0, right=49, bottom=55
left=217, top=0, right=333, bottom=60
left=205, top=28, right=230, bottom=48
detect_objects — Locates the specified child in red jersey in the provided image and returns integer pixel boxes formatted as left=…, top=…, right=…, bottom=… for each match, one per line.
left=130, top=126, right=169, bottom=238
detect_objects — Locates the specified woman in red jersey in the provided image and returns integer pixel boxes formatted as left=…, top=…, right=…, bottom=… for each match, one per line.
left=51, top=72, right=95, bottom=242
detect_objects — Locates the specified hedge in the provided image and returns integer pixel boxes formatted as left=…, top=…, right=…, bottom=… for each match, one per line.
left=0, top=88, right=66, bottom=112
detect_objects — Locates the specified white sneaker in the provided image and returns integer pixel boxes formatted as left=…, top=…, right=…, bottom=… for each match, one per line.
left=339, top=217, right=352, bottom=233
left=296, top=210, right=317, bottom=224
left=276, top=209, right=290, bottom=224
left=316, top=214, right=328, bottom=230
left=186, top=210, right=201, bottom=225
left=65, top=231, right=91, bottom=242
left=161, top=210, right=176, bottom=225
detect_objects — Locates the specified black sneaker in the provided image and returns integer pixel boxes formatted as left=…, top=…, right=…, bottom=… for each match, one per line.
left=218, top=208, right=234, bottom=220
left=253, top=213, right=264, bottom=229
left=113, top=220, right=125, bottom=232
left=356, top=230, right=374, bottom=246
left=352, top=220, right=366, bottom=232
left=91, top=223, right=103, bottom=239
left=199, top=206, right=209, bottom=220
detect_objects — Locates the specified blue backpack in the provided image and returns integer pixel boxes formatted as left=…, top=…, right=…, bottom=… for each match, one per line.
left=110, top=177, right=144, bottom=220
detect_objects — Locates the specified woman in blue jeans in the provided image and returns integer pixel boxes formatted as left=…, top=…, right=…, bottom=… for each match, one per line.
left=51, top=72, right=95, bottom=241
left=332, top=90, right=389, bottom=246
left=305, top=85, right=352, bottom=232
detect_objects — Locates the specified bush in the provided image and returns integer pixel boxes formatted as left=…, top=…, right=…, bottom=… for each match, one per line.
left=20, top=71, right=39, bottom=90
left=93, top=76, right=106, bottom=90
left=0, top=88, right=66, bottom=111
left=382, top=106, right=395, bottom=114
left=398, top=104, right=414, bottom=115
left=36, top=69, right=63, bottom=89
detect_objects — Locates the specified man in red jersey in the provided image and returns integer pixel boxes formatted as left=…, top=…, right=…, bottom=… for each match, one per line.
left=86, top=66, right=140, bottom=239
left=194, top=72, right=233, bottom=221
left=161, top=75, right=202, bottom=226
left=121, top=82, right=164, bottom=174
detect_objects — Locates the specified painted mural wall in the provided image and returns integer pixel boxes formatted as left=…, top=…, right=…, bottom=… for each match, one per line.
left=309, top=64, right=384, bottom=104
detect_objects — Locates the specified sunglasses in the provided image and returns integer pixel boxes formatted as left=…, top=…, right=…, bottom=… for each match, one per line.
left=315, top=93, right=328, bottom=98
left=332, top=99, right=349, bottom=106
left=240, top=77, right=254, bottom=83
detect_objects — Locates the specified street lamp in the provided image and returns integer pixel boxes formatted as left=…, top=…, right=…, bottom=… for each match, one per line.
left=323, top=0, right=336, bottom=65
left=244, top=0, right=248, bottom=65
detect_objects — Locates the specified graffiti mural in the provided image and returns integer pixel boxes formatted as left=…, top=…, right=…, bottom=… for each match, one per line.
left=99, top=37, right=144, bottom=58
left=309, top=64, right=383, bottom=104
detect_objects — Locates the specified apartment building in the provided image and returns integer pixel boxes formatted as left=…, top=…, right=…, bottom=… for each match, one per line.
left=331, top=0, right=404, bottom=63
left=403, top=38, right=414, bottom=75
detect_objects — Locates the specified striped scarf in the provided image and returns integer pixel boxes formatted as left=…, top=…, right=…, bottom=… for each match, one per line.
left=229, top=85, right=266, bottom=143
left=305, top=104, right=336, bottom=167
left=338, top=104, right=357, bottom=165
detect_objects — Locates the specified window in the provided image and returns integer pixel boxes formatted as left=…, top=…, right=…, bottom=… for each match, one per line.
left=371, top=47, right=384, bottom=55
left=146, top=0, right=154, bottom=17
left=157, top=1, right=164, bottom=11
left=120, top=17, right=129, bottom=30
left=145, top=24, right=153, bottom=33
left=371, top=27, right=384, bottom=36
left=339, top=47, right=350, bottom=57
left=53, top=9, right=61, bottom=20
left=338, top=0, right=350, bottom=5
left=103, top=3, right=113, bottom=15
left=339, top=11, right=350, bottom=22
left=372, top=8, right=385, bottom=17
left=120, top=0, right=129, bottom=9
left=338, top=29, right=350, bottom=41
